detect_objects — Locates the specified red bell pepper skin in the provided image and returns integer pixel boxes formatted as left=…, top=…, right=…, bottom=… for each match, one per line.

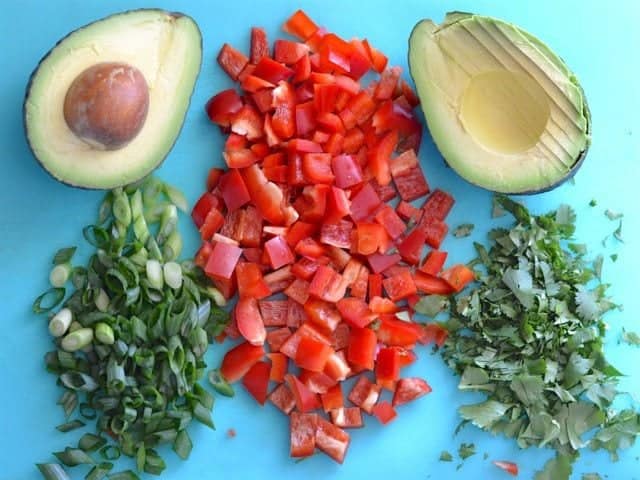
left=242, top=361, right=270, bottom=405
left=204, top=242, right=243, bottom=281
left=289, top=412, right=318, bottom=457
left=392, top=377, right=432, bottom=406
left=372, top=401, right=397, bottom=425
left=440, top=264, right=476, bottom=292
left=235, top=297, right=266, bottom=346
left=220, top=342, right=265, bottom=383
left=347, top=327, right=377, bottom=370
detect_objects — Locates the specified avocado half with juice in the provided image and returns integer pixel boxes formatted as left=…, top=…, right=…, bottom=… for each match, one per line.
left=408, top=12, right=590, bottom=194
left=24, top=9, right=202, bottom=189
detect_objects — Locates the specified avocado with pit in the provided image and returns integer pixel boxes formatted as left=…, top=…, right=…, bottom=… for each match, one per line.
left=24, top=9, right=202, bottom=189
left=409, top=12, right=590, bottom=194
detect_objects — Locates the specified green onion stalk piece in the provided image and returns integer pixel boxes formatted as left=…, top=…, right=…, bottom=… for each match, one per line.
left=49, top=308, right=73, bottom=337
left=50, top=263, right=72, bottom=288
left=61, top=328, right=93, bottom=352
left=94, top=322, right=115, bottom=345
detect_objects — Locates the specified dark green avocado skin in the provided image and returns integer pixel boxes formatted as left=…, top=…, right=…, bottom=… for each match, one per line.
left=23, top=9, right=203, bottom=190
left=407, top=18, right=591, bottom=196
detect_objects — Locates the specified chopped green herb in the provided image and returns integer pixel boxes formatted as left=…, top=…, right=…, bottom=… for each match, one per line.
left=613, top=220, right=623, bottom=242
left=483, top=452, right=489, bottom=460
left=589, top=199, right=597, bottom=207
left=458, top=442, right=476, bottom=460
left=439, top=450, right=453, bottom=462
left=53, top=247, right=77, bottom=266
left=492, top=196, right=506, bottom=218
left=414, top=295, right=449, bottom=317
left=582, top=474, right=602, bottom=480
left=610, top=254, right=618, bottom=262
left=453, top=223, right=474, bottom=238
left=621, top=329, right=640, bottom=346
left=440, top=196, right=637, bottom=480
left=605, top=209, right=623, bottom=220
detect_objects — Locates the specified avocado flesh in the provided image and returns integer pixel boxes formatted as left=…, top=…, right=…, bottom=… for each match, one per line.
left=409, top=13, right=590, bottom=193
left=24, top=9, right=202, bottom=189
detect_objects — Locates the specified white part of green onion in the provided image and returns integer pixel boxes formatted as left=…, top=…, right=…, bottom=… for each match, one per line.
left=163, top=262, right=183, bottom=290
left=206, top=286, right=226, bottom=307
left=95, top=288, right=110, bottom=312
left=48, top=308, right=73, bottom=337
left=49, top=263, right=72, bottom=288
left=146, top=260, right=164, bottom=290
left=68, top=321, right=82, bottom=333
left=164, top=183, right=189, bottom=212
left=95, top=322, right=115, bottom=345
left=61, top=328, right=94, bottom=352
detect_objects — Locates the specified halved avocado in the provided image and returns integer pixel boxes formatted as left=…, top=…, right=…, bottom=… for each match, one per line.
left=409, top=12, right=590, bottom=194
left=24, top=9, right=202, bottom=189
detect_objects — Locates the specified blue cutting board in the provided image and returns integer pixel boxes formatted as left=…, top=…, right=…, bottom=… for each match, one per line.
left=1, top=1, right=639, bottom=479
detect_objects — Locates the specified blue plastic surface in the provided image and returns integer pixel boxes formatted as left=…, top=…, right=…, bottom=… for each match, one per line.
left=1, top=1, right=639, bottom=479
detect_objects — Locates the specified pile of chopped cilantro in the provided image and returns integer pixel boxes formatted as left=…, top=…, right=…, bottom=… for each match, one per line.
left=439, top=196, right=640, bottom=479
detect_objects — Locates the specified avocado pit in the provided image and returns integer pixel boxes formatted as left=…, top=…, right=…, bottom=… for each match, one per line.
left=63, top=62, right=149, bottom=150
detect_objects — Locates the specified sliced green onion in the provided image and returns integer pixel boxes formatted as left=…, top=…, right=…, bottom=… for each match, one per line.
left=61, top=328, right=94, bottom=352
left=57, top=390, right=78, bottom=418
left=112, top=192, right=132, bottom=226
left=173, top=429, right=192, bottom=460
left=49, top=308, right=73, bottom=337
left=128, top=246, right=148, bottom=267
left=99, top=445, right=121, bottom=461
left=94, top=288, right=110, bottom=312
left=106, top=470, right=139, bottom=480
left=36, top=463, right=70, bottom=480
left=68, top=321, right=82, bottom=333
left=53, top=247, right=77, bottom=266
left=131, top=316, right=147, bottom=342
left=192, top=401, right=214, bottom=429
left=143, top=449, right=166, bottom=475
left=146, top=236, right=163, bottom=261
left=78, top=433, right=106, bottom=452
left=145, top=260, right=163, bottom=290
left=106, top=358, right=126, bottom=393
left=50, top=263, right=72, bottom=288
left=83, top=225, right=110, bottom=249
left=95, top=322, right=115, bottom=345
left=204, top=286, right=226, bottom=307
left=162, top=230, right=183, bottom=261
left=72, top=267, right=88, bottom=289
left=104, top=268, right=128, bottom=293
left=189, top=327, right=208, bottom=358
left=97, top=193, right=113, bottom=225
left=157, top=204, right=178, bottom=244
left=85, top=462, right=113, bottom=480
left=60, top=372, right=98, bottom=392
left=79, top=402, right=97, bottom=419
left=135, top=444, right=146, bottom=472
left=163, top=183, right=188, bottom=212
left=142, top=176, right=163, bottom=205
left=55, top=419, right=85, bottom=432
left=53, top=447, right=95, bottom=466
left=208, top=369, right=235, bottom=397
left=33, top=287, right=65, bottom=314
left=163, top=262, right=183, bottom=289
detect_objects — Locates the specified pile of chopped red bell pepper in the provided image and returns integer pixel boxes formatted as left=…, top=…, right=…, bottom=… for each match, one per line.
left=192, top=9, right=475, bottom=464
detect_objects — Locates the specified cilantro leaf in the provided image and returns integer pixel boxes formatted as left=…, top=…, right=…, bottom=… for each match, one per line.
left=510, top=374, right=545, bottom=407
left=534, top=452, right=575, bottom=480
left=458, top=442, right=476, bottom=460
left=458, top=400, right=510, bottom=429
left=439, top=451, right=453, bottom=462
left=581, top=474, right=602, bottom=480
left=502, top=267, right=534, bottom=309
left=414, top=295, right=449, bottom=318
left=621, top=329, right=640, bottom=346
left=613, top=220, right=623, bottom=242
left=605, top=209, right=623, bottom=220
left=453, top=223, right=474, bottom=238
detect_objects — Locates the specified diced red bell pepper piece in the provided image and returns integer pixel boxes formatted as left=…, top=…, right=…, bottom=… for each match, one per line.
left=242, top=360, right=270, bottom=405
left=374, top=205, right=406, bottom=240
left=315, top=417, right=350, bottom=464
left=375, top=66, right=402, bottom=100
left=294, top=184, right=330, bottom=223
left=269, top=383, right=296, bottom=414
left=314, top=83, right=341, bottom=113
left=251, top=88, right=274, bottom=114
left=331, top=322, right=351, bottom=351
left=324, top=132, right=345, bottom=155
left=295, top=101, right=316, bottom=136
left=194, top=242, right=213, bottom=269
left=250, top=26, right=269, bottom=63
left=253, top=57, right=294, bottom=84
left=355, top=222, right=387, bottom=255
left=492, top=461, right=519, bottom=477
left=240, top=74, right=276, bottom=93
left=395, top=167, right=430, bottom=202
left=324, top=188, right=351, bottom=225
left=391, top=346, right=417, bottom=367
left=377, top=315, right=420, bottom=347
left=324, top=350, right=351, bottom=381
left=192, top=192, right=219, bottom=228
left=235, top=297, right=266, bottom=346
left=199, top=207, right=225, bottom=241
left=299, top=370, right=338, bottom=394
left=316, top=112, right=345, bottom=133
left=205, top=89, right=244, bottom=127
left=363, top=39, right=388, bottom=73
left=330, top=407, right=363, bottom=429
left=332, top=154, right=364, bottom=189
left=259, top=300, right=288, bottom=327
left=295, top=336, right=334, bottom=372
left=266, top=327, right=292, bottom=352
left=395, top=200, right=422, bottom=224
left=347, top=327, right=377, bottom=370
left=302, top=153, right=334, bottom=184
left=392, top=377, right=432, bottom=406
left=271, top=81, right=296, bottom=140
left=417, top=216, right=449, bottom=249
left=413, top=271, right=454, bottom=295
left=375, top=347, right=400, bottom=391
left=206, top=167, right=225, bottom=192
left=217, top=43, right=248, bottom=80
left=382, top=269, right=417, bottom=301
left=348, top=375, right=381, bottom=414
left=308, top=265, right=347, bottom=303
left=336, top=297, right=376, bottom=329
left=268, top=352, right=288, bottom=383
left=422, top=189, right=455, bottom=220
left=349, top=183, right=382, bottom=221
left=366, top=253, right=401, bottom=274
left=284, top=278, right=311, bottom=305
left=293, top=53, right=312, bottom=83
left=275, top=39, right=310, bottom=64
left=318, top=33, right=352, bottom=74
left=372, top=401, right=397, bottom=425
left=289, top=411, right=318, bottom=457
left=321, top=383, right=344, bottom=412
left=205, top=242, right=243, bottom=281
left=242, top=164, right=298, bottom=226
left=264, top=235, right=295, bottom=269
left=368, top=274, right=384, bottom=300
left=304, top=298, right=341, bottom=333
left=283, top=9, right=319, bottom=41
left=419, top=250, right=448, bottom=275
left=421, top=323, right=449, bottom=348
left=368, top=130, right=398, bottom=186
left=286, top=221, right=318, bottom=248
left=285, top=374, right=321, bottom=413
left=440, top=264, right=476, bottom=292
left=236, top=262, right=271, bottom=300
left=230, top=104, right=264, bottom=141
left=219, top=169, right=251, bottom=212
left=397, top=228, right=427, bottom=265
left=350, top=263, right=369, bottom=300
left=369, top=296, right=398, bottom=314
left=295, top=237, right=326, bottom=259
left=220, top=341, right=265, bottom=383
